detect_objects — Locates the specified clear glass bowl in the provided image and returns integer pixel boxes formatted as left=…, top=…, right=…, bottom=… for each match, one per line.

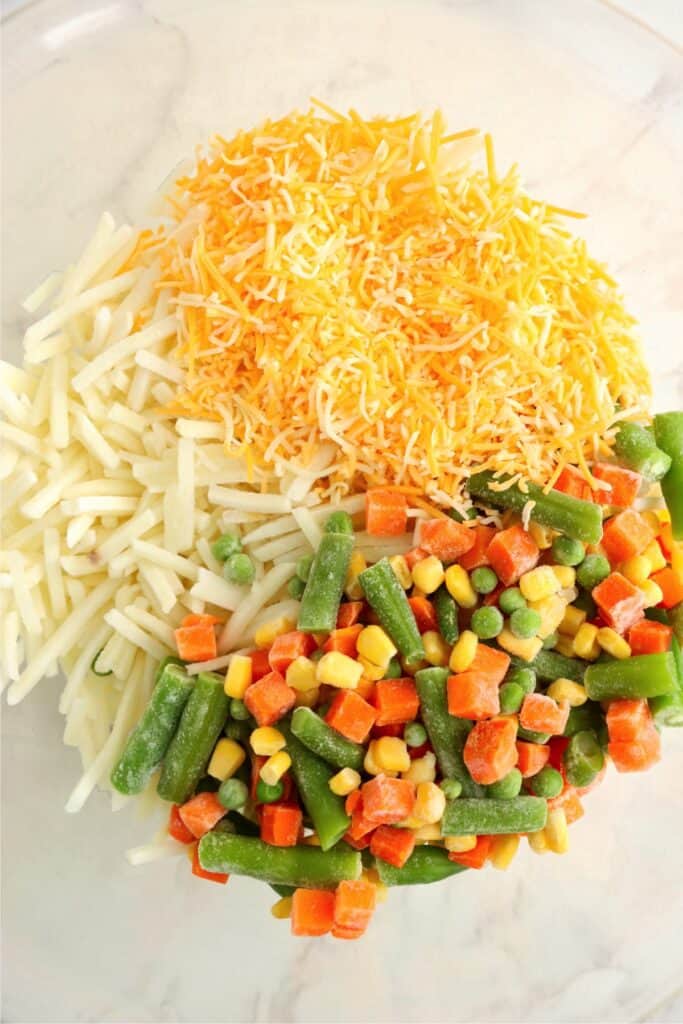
left=2, top=2, right=682, bottom=1021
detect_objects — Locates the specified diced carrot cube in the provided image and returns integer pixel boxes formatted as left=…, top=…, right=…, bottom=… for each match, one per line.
left=178, top=792, right=227, bottom=839
left=174, top=622, right=217, bottom=662
left=373, top=677, right=420, bottom=726
left=658, top=523, right=674, bottom=559
left=268, top=631, right=317, bottom=674
left=547, top=785, right=585, bottom=825
left=418, top=519, right=476, bottom=563
left=371, top=723, right=404, bottom=739
left=361, top=775, right=416, bottom=825
left=322, top=624, right=364, bottom=658
left=591, top=463, right=641, bottom=507
left=519, top=693, right=569, bottom=736
left=448, top=834, right=492, bottom=869
left=408, top=596, right=439, bottom=633
left=463, top=716, right=518, bottom=784
left=168, top=804, right=196, bottom=844
left=609, top=723, right=661, bottom=772
left=515, top=741, right=550, bottom=778
left=244, top=671, right=296, bottom=726
left=370, top=825, right=416, bottom=868
left=554, top=465, right=592, bottom=501
left=336, top=601, right=366, bottom=628
left=602, top=509, right=655, bottom=564
left=447, top=672, right=500, bottom=720
left=191, top=844, right=229, bottom=884
left=627, top=619, right=673, bottom=655
left=260, top=803, right=303, bottom=847
left=366, top=489, right=408, bottom=536
left=291, top=888, right=335, bottom=937
left=405, top=547, right=429, bottom=570
left=326, top=689, right=377, bottom=744
left=333, top=878, right=376, bottom=930
left=180, top=613, right=221, bottom=628
left=486, top=525, right=540, bottom=586
left=331, top=922, right=367, bottom=940
left=250, top=648, right=272, bottom=681
left=606, top=698, right=652, bottom=742
left=459, top=525, right=496, bottom=571
left=592, top=572, right=647, bottom=634
left=344, top=794, right=376, bottom=846
left=650, top=567, right=683, bottom=609
left=469, top=643, right=511, bottom=685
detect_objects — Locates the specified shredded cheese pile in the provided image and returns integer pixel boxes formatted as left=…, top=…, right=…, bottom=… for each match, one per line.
left=157, top=104, right=650, bottom=503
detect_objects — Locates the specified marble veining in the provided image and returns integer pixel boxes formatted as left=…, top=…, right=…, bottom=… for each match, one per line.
left=2, top=1, right=682, bottom=1021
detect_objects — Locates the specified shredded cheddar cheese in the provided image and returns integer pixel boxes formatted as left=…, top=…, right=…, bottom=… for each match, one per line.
left=154, top=104, right=650, bottom=504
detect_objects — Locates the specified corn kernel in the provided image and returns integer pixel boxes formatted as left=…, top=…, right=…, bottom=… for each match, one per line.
left=294, top=686, right=320, bottom=708
left=401, top=751, right=437, bottom=784
left=489, top=834, right=520, bottom=870
left=412, top=555, right=445, bottom=595
left=208, top=738, right=246, bottom=781
left=528, top=521, right=555, bottom=550
left=345, top=550, right=367, bottom=600
left=423, top=630, right=450, bottom=667
left=398, top=814, right=425, bottom=829
left=554, top=634, right=576, bottom=658
left=643, top=539, right=667, bottom=573
left=444, top=564, right=477, bottom=608
left=250, top=726, right=286, bottom=756
left=558, top=605, right=586, bottom=637
left=597, top=627, right=631, bottom=660
left=413, top=781, right=447, bottom=824
left=642, top=510, right=661, bottom=533
left=496, top=628, right=543, bottom=662
left=329, top=767, right=361, bottom=796
left=357, top=656, right=386, bottom=681
left=519, top=566, right=561, bottom=602
left=260, top=750, right=291, bottom=786
left=547, top=678, right=588, bottom=706
left=527, top=830, right=549, bottom=855
left=640, top=579, right=664, bottom=608
left=270, top=896, right=293, bottom=919
left=316, top=651, right=363, bottom=689
left=529, top=594, right=568, bottom=639
left=356, top=625, right=397, bottom=669
left=551, top=565, right=576, bottom=589
left=285, top=655, right=318, bottom=692
left=412, top=822, right=443, bottom=842
left=372, top=736, right=411, bottom=773
left=449, top=630, right=478, bottom=672
left=656, top=507, right=671, bottom=524
left=389, top=554, right=412, bottom=589
left=621, top=554, right=652, bottom=586
left=573, top=622, right=600, bottom=660
left=444, top=835, right=477, bottom=853
left=364, top=742, right=396, bottom=777
left=545, top=808, right=569, bottom=854
left=400, top=656, right=428, bottom=677
left=254, top=616, right=296, bottom=648
left=224, top=654, right=253, bottom=699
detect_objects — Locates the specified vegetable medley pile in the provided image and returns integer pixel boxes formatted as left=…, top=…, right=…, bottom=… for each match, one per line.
left=111, top=414, right=683, bottom=940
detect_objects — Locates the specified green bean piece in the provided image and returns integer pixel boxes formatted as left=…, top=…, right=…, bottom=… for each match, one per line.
left=467, top=470, right=603, bottom=544
left=517, top=727, right=551, bottom=744
left=296, top=554, right=315, bottom=582
left=290, top=707, right=365, bottom=772
left=433, top=585, right=459, bottom=645
left=654, top=413, right=683, bottom=539
left=563, top=702, right=605, bottom=737
left=414, top=667, right=484, bottom=797
left=283, top=726, right=350, bottom=850
left=157, top=672, right=230, bottom=803
left=198, top=833, right=361, bottom=889
left=325, top=510, right=355, bottom=535
left=528, top=766, right=563, bottom=798
left=298, top=531, right=354, bottom=633
left=650, top=636, right=683, bottom=727
left=442, top=796, right=547, bottom=836
left=511, top=649, right=586, bottom=684
left=646, top=606, right=671, bottom=626
left=486, top=768, right=523, bottom=800
left=374, top=845, right=468, bottom=886
left=506, top=666, right=536, bottom=694
left=564, top=731, right=605, bottom=788
left=669, top=603, right=683, bottom=644
left=287, top=575, right=306, bottom=600
left=585, top=652, right=677, bottom=701
left=614, top=421, right=672, bottom=481
left=211, top=532, right=242, bottom=562
left=383, top=656, right=403, bottom=679
left=111, top=663, right=194, bottom=795
left=359, top=559, right=425, bottom=662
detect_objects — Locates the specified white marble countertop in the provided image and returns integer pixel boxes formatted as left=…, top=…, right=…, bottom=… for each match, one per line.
left=2, top=1, right=683, bottom=1022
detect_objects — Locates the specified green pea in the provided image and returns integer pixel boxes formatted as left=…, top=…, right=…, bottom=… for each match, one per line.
left=230, top=698, right=251, bottom=721
left=507, top=667, right=536, bottom=694
left=211, top=532, right=242, bottom=562
left=509, top=607, right=542, bottom=639
left=471, top=606, right=504, bottom=640
left=486, top=768, right=522, bottom=800
left=383, top=656, right=403, bottom=679
left=288, top=575, right=306, bottom=599
left=576, top=554, right=610, bottom=590
left=517, top=727, right=551, bottom=744
left=256, top=778, right=285, bottom=804
left=498, top=682, right=525, bottom=714
left=224, top=552, right=256, bottom=586
left=529, top=765, right=563, bottom=798
left=404, top=722, right=427, bottom=747
left=218, top=777, right=249, bottom=810
left=471, top=567, right=498, bottom=595
left=551, top=536, right=585, bottom=567
left=499, top=588, right=527, bottom=615
left=542, top=632, right=559, bottom=650
left=325, top=511, right=354, bottom=535
left=296, top=554, right=314, bottom=583
left=440, top=778, right=463, bottom=800
left=564, top=730, right=604, bottom=789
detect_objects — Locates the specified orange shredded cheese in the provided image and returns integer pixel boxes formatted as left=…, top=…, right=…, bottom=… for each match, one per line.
left=154, top=104, right=650, bottom=503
